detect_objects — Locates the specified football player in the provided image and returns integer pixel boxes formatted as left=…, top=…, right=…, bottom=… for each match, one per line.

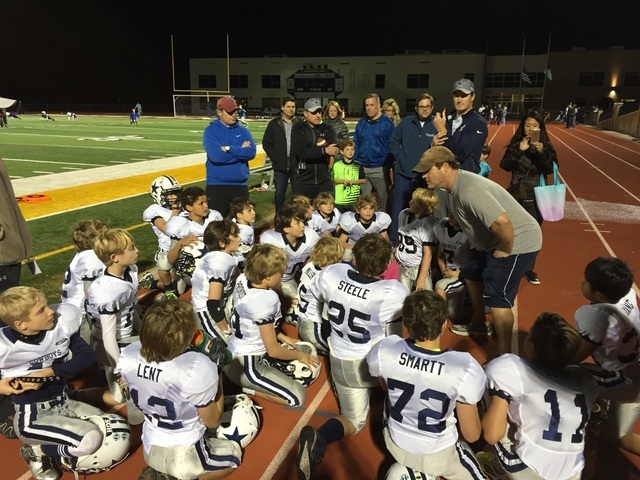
left=142, top=175, right=182, bottom=295
left=60, top=219, right=107, bottom=343
left=228, top=196, right=257, bottom=270
left=573, top=257, right=640, bottom=457
left=295, top=233, right=409, bottom=480
left=224, top=244, right=320, bottom=407
left=368, top=290, right=486, bottom=479
left=338, top=194, right=391, bottom=251
left=312, top=192, right=341, bottom=236
left=0, top=286, right=106, bottom=480
left=191, top=219, right=240, bottom=343
left=483, top=312, right=600, bottom=479
left=165, top=186, right=223, bottom=291
left=394, top=188, right=439, bottom=291
left=118, top=299, right=241, bottom=480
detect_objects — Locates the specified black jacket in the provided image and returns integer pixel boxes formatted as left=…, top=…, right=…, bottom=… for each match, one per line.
left=262, top=116, right=301, bottom=172
left=500, top=142, right=557, bottom=202
left=291, top=120, right=337, bottom=185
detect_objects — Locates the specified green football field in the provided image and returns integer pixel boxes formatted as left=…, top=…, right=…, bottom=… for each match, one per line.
left=1, top=114, right=273, bottom=302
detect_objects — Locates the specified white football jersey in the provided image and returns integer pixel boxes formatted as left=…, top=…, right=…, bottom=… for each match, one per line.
left=314, top=208, right=341, bottom=233
left=191, top=251, right=239, bottom=312
left=233, top=220, right=255, bottom=264
left=308, top=263, right=408, bottom=359
left=297, top=262, right=324, bottom=324
left=61, top=249, right=105, bottom=310
left=367, top=335, right=486, bottom=454
left=394, top=209, right=438, bottom=268
left=0, top=303, right=82, bottom=403
left=86, top=266, right=139, bottom=341
left=228, top=274, right=283, bottom=357
left=118, top=342, right=218, bottom=451
left=165, top=211, right=223, bottom=240
left=575, top=289, right=640, bottom=377
left=339, top=211, right=391, bottom=244
left=143, top=203, right=175, bottom=251
left=259, top=227, right=319, bottom=282
left=485, top=354, right=599, bottom=480
left=433, top=218, right=471, bottom=270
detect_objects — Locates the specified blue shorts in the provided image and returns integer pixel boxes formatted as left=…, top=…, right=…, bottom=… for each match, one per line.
left=461, top=249, right=538, bottom=308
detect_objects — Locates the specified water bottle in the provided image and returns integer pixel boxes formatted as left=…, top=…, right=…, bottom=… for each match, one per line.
left=191, top=329, right=232, bottom=366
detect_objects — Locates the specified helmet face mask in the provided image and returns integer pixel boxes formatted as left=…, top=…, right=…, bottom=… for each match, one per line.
left=265, top=342, right=321, bottom=386
left=60, top=413, right=131, bottom=474
left=150, top=175, right=182, bottom=209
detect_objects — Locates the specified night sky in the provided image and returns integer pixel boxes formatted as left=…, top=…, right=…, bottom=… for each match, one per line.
left=2, top=1, right=638, bottom=107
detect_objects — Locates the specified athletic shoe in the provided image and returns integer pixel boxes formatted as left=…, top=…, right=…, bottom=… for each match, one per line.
left=524, top=271, right=540, bottom=285
left=138, top=272, right=156, bottom=290
left=138, top=466, right=178, bottom=480
left=20, top=445, right=61, bottom=480
left=476, top=451, right=510, bottom=480
left=296, top=425, right=326, bottom=480
left=0, top=415, right=17, bottom=439
left=450, top=321, right=494, bottom=337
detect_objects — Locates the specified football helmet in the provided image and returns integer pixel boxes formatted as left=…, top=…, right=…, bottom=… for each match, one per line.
left=174, top=240, right=207, bottom=278
left=216, top=394, right=261, bottom=448
left=149, top=175, right=182, bottom=209
left=385, top=462, right=437, bottom=480
left=266, top=342, right=321, bottom=387
left=60, top=413, right=131, bottom=474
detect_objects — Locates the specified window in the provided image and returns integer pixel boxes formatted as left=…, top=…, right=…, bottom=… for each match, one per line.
left=624, top=72, right=640, bottom=87
left=261, top=75, right=281, bottom=89
left=485, top=72, right=544, bottom=88
left=375, top=74, right=386, bottom=89
left=230, top=75, right=249, bottom=89
left=407, top=74, right=429, bottom=89
left=578, top=72, right=604, bottom=87
left=198, top=75, right=217, bottom=89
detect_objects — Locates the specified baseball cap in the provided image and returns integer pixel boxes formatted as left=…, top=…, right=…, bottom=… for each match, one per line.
left=412, top=146, right=457, bottom=173
left=451, top=78, right=475, bottom=94
left=304, top=98, right=323, bottom=113
left=217, top=96, right=238, bottom=113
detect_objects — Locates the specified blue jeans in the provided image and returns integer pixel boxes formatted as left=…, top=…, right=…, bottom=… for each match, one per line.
left=389, top=173, right=415, bottom=244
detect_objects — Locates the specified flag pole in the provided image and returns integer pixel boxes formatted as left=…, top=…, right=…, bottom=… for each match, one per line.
left=540, top=33, right=552, bottom=115
left=518, top=37, right=526, bottom=117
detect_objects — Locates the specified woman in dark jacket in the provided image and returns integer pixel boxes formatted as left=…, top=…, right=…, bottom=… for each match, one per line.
left=500, top=110, right=557, bottom=285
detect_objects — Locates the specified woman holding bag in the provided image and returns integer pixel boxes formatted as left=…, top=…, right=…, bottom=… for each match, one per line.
left=500, top=110, right=557, bottom=285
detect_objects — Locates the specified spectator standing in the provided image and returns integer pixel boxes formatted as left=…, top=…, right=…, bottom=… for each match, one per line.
left=203, top=96, right=257, bottom=218
left=500, top=105, right=508, bottom=125
left=134, top=102, right=142, bottom=116
left=262, top=97, right=300, bottom=212
left=291, top=98, right=339, bottom=201
left=381, top=98, right=402, bottom=216
left=382, top=98, right=402, bottom=126
left=413, top=146, right=542, bottom=356
left=388, top=93, right=437, bottom=244
left=0, top=157, right=35, bottom=439
left=353, top=93, right=395, bottom=213
left=432, top=79, right=488, bottom=174
left=332, top=138, right=365, bottom=213
left=323, top=100, right=350, bottom=145
left=500, top=110, right=557, bottom=285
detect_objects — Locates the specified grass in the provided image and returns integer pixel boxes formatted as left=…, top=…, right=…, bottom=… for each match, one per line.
left=4, top=115, right=274, bottom=302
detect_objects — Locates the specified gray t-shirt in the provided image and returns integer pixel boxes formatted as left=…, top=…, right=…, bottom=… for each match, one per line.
left=446, top=170, right=542, bottom=254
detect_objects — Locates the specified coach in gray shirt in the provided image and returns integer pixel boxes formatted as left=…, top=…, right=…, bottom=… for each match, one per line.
left=414, top=146, right=541, bottom=356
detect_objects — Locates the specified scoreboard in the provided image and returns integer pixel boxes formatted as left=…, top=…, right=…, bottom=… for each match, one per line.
left=286, top=69, right=344, bottom=97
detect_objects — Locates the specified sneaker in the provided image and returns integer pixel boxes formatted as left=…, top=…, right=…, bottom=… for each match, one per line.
left=476, top=451, right=510, bottom=480
left=450, top=321, right=494, bottom=337
left=0, top=415, right=17, bottom=439
left=138, top=466, right=178, bottom=480
left=296, top=425, right=326, bottom=480
left=138, top=272, right=156, bottom=290
left=524, top=271, right=540, bottom=285
left=20, top=445, right=61, bottom=480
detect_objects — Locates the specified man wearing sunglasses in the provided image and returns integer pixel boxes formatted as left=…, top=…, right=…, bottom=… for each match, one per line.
left=203, top=96, right=257, bottom=218
left=291, top=98, right=339, bottom=201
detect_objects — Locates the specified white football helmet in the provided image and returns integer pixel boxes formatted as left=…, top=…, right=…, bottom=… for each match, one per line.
left=60, top=413, right=131, bottom=474
left=149, top=175, right=182, bottom=209
left=268, top=342, right=321, bottom=387
left=174, top=240, right=207, bottom=278
left=385, top=462, right=437, bottom=480
left=216, top=394, right=261, bottom=448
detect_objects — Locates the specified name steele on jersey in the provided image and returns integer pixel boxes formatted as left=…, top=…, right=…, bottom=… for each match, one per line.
left=137, top=364, right=163, bottom=382
left=337, top=280, right=369, bottom=300
left=399, top=352, right=445, bottom=375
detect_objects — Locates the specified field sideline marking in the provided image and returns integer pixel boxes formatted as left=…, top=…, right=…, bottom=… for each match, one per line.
left=259, top=380, right=332, bottom=480
left=4, top=158, right=98, bottom=167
